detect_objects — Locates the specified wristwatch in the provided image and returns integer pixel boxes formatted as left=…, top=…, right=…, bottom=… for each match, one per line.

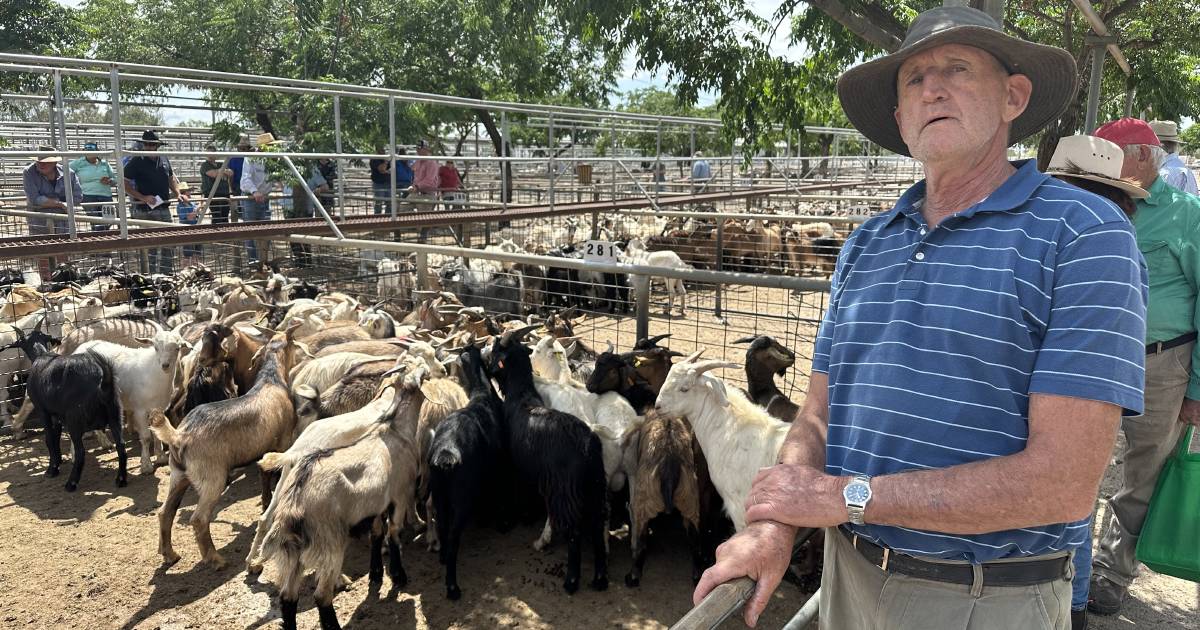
left=843, top=475, right=873, bottom=526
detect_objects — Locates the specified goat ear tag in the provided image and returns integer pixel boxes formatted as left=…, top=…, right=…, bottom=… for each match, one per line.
left=632, top=357, right=645, bottom=367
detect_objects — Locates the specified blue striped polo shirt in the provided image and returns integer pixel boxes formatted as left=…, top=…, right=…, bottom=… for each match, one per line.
left=813, top=159, right=1147, bottom=563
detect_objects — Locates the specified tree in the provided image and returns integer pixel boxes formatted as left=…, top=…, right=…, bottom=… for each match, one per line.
left=1180, top=123, right=1200, bottom=157
left=0, top=0, right=87, bottom=103
left=79, top=0, right=624, bottom=201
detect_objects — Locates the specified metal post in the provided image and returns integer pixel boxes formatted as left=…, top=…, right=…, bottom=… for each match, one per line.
left=635, top=274, right=650, bottom=342
left=416, top=250, right=429, bottom=291
left=388, top=96, right=397, bottom=219
left=53, top=70, right=78, bottom=239
left=334, top=95, right=345, bottom=220
left=548, top=113, right=556, bottom=213
left=500, top=110, right=509, bottom=213
left=715, top=219, right=724, bottom=320
left=610, top=118, right=617, bottom=202
left=781, top=589, right=822, bottom=630
left=281, top=155, right=344, bottom=239
left=655, top=117, right=662, bottom=205
left=1084, top=40, right=1109, bottom=133
left=109, top=66, right=128, bottom=238
left=729, top=138, right=735, bottom=192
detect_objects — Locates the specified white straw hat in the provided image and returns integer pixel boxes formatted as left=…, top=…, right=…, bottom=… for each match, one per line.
left=1046, top=135, right=1148, bottom=199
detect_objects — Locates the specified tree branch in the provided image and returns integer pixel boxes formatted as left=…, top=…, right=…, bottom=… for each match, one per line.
left=1005, top=20, right=1033, bottom=42
left=804, top=0, right=904, bottom=52
left=1102, top=0, right=1139, bottom=23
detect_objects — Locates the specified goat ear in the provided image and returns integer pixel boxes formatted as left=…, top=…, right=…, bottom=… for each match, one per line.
left=134, top=336, right=154, bottom=346
left=704, top=374, right=730, bottom=407
left=295, top=341, right=315, bottom=359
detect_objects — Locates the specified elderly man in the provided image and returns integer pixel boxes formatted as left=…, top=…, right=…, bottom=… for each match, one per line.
left=124, top=130, right=185, bottom=274
left=693, top=8, right=1147, bottom=630
left=1148, top=120, right=1198, bottom=195
left=69, top=142, right=115, bottom=231
left=1087, top=117, right=1200, bottom=616
left=23, top=145, right=82, bottom=274
left=690, top=151, right=711, bottom=193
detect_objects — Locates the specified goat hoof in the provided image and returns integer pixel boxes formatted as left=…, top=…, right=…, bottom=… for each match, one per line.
left=45, top=467, right=59, bottom=478
left=64, top=480, right=78, bottom=492
left=624, top=573, right=640, bottom=588
left=246, top=561, right=264, bottom=576
left=446, top=585, right=462, bottom=601
left=203, top=555, right=228, bottom=570
left=390, top=570, right=408, bottom=588
left=115, top=475, right=128, bottom=488
left=590, top=576, right=609, bottom=591
left=161, top=552, right=181, bottom=568
left=563, top=577, right=580, bottom=594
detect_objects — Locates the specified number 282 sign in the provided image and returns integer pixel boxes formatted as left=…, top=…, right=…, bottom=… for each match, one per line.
left=583, top=240, right=620, bottom=263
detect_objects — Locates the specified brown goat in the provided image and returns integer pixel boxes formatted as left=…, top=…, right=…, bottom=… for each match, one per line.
left=297, top=320, right=370, bottom=353
left=317, top=358, right=397, bottom=417
left=623, top=411, right=703, bottom=587
left=151, top=324, right=306, bottom=569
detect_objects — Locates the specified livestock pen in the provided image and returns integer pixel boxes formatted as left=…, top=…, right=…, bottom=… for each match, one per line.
left=0, top=53, right=926, bottom=630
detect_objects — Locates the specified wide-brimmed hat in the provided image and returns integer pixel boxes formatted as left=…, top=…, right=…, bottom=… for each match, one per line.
left=140, top=130, right=166, bottom=145
left=32, top=144, right=61, bottom=163
left=255, top=132, right=283, bottom=148
left=837, top=6, right=1078, bottom=156
left=1046, top=135, right=1148, bottom=200
left=1150, top=120, right=1181, bottom=143
left=1095, top=118, right=1162, bottom=148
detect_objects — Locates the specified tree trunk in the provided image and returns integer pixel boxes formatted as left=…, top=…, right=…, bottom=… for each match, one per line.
left=474, top=107, right=512, bottom=203
left=254, top=100, right=274, bottom=135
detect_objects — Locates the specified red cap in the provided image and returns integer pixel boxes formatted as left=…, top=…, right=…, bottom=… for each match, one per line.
left=1094, top=118, right=1162, bottom=148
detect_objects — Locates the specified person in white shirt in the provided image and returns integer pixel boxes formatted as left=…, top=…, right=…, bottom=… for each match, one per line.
left=239, top=133, right=280, bottom=263
left=1150, top=120, right=1198, bottom=195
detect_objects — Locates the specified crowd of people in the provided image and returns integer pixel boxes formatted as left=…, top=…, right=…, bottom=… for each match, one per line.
left=20, top=131, right=468, bottom=269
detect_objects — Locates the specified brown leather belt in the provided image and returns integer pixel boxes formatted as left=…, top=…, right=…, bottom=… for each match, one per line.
left=839, top=527, right=1070, bottom=587
left=1146, top=332, right=1197, bottom=355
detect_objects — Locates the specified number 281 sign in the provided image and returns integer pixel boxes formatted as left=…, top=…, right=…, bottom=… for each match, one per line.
left=583, top=240, right=620, bottom=263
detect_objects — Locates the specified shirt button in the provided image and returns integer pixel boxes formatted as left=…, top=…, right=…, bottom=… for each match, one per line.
left=919, top=227, right=927, bottom=235
left=914, top=251, right=926, bottom=261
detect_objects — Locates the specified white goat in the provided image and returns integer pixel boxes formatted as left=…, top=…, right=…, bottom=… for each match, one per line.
left=654, top=352, right=790, bottom=531
left=74, top=330, right=190, bottom=474
left=625, top=237, right=690, bottom=316
left=290, top=352, right=381, bottom=395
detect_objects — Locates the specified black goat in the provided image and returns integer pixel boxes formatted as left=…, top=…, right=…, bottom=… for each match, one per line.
left=4, top=329, right=126, bottom=491
left=485, top=326, right=608, bottom=594
left=289, top=280, right=321, bottom=301
left=733, top=335, right=800, bottom=422
left=428, top=342, right=507, bottom=600
left=440, top=263, right=523, bottom=317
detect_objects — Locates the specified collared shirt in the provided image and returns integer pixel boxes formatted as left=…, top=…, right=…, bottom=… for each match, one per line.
left=413, top=158, right=440, bottom=193
left=123, top=155, right=174, bottom=200
left=691, top=159, right=711, bottom=181
left=1134, top=176, right=1200, bottom=399
left=22, top=163, right=83, bottom=211
left=68, top=157, right=115, bottom=197
left=394, top=160, right=413, bottom=187
left=438, top=165, right=462, bottom=191
left=240, top=157, right=270, bottom=195
left=813, top=160, right=1146, bottom=563
left=1158, top=153, right=1198, bottom=196
left=227, top=156, right=245, bottom=193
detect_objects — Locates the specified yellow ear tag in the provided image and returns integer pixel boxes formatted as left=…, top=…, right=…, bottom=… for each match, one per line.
left=633, top=357, right=645, bottom=367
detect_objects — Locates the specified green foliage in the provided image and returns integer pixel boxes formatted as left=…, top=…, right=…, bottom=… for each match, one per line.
left=1180, top=124, right=1200, bottom=156
left=0, top=0, right=87, bottom=97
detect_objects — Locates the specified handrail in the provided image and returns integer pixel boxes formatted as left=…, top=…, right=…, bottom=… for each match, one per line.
left=670, top=577, right=756, bottom=630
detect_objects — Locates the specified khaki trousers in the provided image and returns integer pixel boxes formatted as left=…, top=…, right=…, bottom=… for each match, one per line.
left=819, top=529, right=1072, bottom=630
left=1092, top=341, right=1190, bottom=587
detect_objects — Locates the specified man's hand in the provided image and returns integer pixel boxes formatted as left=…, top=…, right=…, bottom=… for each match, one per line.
left=1180, top=398, right=1200, bottom=427
left=744, top=464, right=847, bottom=529
left=254, top=192, right=266, bottom=203
left=693, top=520, right=797, bottom=627
left=179, top=193, right=190, bottom=203
left=100, top=176, right=113, bottom=186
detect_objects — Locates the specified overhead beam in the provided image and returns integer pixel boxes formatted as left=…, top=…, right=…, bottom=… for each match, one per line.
left=1070, top=0, right=1133, bottom=75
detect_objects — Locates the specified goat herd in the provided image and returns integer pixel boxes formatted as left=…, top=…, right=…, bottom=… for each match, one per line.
left=0, top=259, right=816, bottom=630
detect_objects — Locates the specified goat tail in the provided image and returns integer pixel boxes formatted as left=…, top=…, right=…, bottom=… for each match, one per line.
left=659, top=455, right=682, bottom=516
left=430, top=444, right=461, bottom=468
left=259, top=451, right=288, bottom=472
left=148, top=409, right=181, bottom=447
left=262, top=509, right=308, bottom=567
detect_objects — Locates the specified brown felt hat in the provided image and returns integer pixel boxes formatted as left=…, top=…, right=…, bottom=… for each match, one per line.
left=837, top=6, right=1078, bottom=156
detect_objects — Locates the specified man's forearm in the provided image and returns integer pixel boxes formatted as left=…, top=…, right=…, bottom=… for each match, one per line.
left=777, top=372, right=828, bottom=469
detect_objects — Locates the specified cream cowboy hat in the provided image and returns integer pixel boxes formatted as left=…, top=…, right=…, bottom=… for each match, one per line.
left=1046, top=135, right=1148, bottom=199
left=1149, top=120, right=1181, bottom=143
left=837, top=6, right=1078, bottom=156
left=32, top=144, right=61, bottom=163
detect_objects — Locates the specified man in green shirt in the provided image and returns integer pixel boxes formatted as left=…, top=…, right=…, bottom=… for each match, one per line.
left=1090, top=118, right=1200, bottom=615
left=69, top=142, right=115, bottom=231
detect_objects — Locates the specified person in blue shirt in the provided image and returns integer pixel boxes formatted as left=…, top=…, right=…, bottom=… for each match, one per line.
left=694, top=9, right=1146, bottom=630
left=394, top=147, right=414, bottom=204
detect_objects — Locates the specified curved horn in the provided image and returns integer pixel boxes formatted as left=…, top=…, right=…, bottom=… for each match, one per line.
left=683, top=349, right=704, bottom=363
left=693, top=359, right=740, bottom=375
left=732, top=335, right=758, bottom=345
left=605, top=340, right=615, bottom=354
left=637, top=333, right=672, bottom=348
left=503, top=324, right=540, bottom=344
